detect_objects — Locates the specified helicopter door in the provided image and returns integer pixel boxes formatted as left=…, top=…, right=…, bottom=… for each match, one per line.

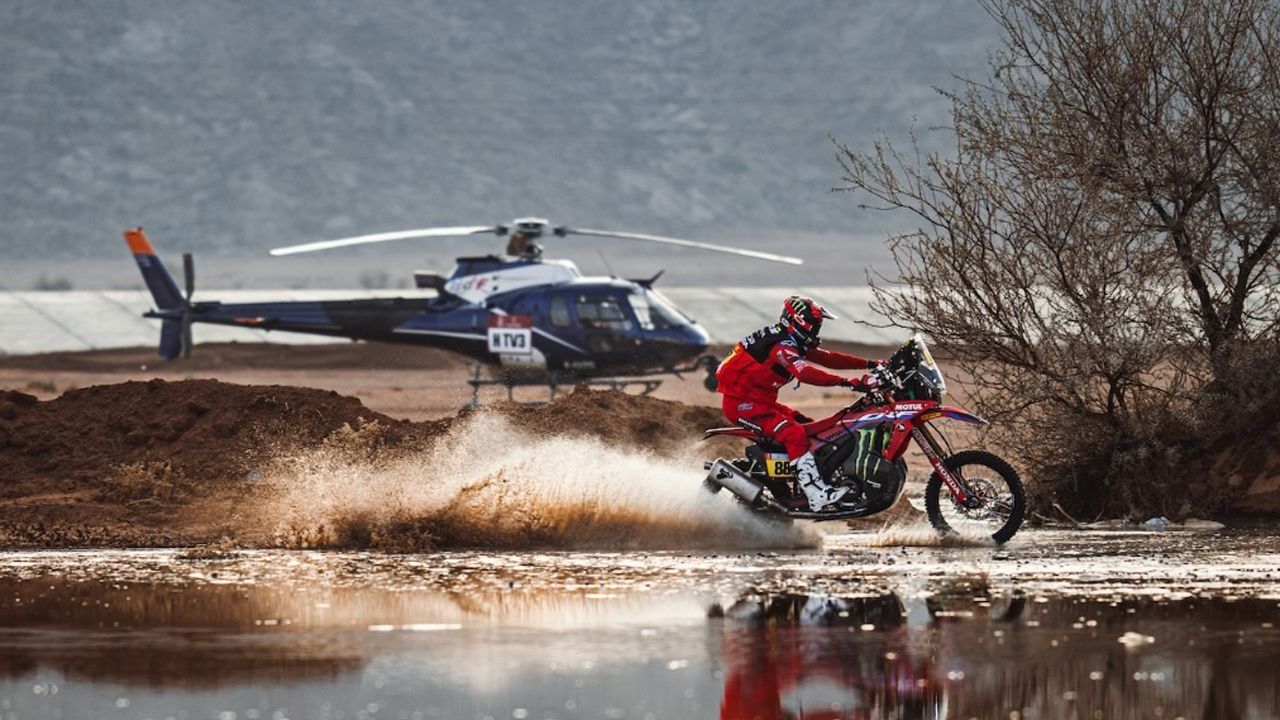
left=573, top=293, right=640, bottom=355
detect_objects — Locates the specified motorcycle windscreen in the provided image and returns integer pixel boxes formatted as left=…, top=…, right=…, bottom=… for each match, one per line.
left=912, top=333, right=947, bottom=396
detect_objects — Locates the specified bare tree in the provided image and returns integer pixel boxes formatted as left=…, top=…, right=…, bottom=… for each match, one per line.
left=838, top=0, right=1280, bottom=516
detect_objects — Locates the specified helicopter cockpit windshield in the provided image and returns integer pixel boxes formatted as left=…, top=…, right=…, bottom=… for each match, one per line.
left=627, top=289, right=689, bottom=330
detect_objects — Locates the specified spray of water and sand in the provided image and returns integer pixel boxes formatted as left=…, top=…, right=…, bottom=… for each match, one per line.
left=262, top=413, right=819, bottom=551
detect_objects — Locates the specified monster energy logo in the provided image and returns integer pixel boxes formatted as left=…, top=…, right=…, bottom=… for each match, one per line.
left=852, top=424, right=891, bottom=485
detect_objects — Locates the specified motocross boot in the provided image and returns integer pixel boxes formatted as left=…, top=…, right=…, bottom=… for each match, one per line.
left=794, top=452, right=852, bottom=511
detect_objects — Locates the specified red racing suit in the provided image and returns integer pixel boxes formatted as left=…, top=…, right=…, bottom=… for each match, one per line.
left=716, top=323, right=872, bottom=459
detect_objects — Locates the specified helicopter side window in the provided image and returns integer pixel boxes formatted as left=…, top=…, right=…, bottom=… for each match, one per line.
left=575, top=294, right=633, bottom=332
left=549, top=296, right=571, bottom=327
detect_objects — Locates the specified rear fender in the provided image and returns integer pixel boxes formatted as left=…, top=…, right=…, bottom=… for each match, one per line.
left=704, top=426, right=760, bottom=440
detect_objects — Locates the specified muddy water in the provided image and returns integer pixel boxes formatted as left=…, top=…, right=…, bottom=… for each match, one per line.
left=0, top=529, right=1278, bottom=720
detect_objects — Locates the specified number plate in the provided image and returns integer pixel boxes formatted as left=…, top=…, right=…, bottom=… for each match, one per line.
left=487, top=328, right=532, bottom=355
left=764, top=453, right=793, bottom=478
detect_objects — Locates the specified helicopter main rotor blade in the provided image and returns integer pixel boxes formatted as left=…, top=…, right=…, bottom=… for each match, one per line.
left=269, top=226, right=500, bottom=256
left=564, top=228, right=803, bottom=265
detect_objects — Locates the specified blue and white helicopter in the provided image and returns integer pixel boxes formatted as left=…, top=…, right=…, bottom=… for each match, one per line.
left=126, top=218, right=803, bottom=397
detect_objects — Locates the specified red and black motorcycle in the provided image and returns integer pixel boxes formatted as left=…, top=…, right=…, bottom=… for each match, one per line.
left=702, top=334, right=1026, bottom=543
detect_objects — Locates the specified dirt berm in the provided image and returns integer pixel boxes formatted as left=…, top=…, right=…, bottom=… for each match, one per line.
left=0, top=380, right=731, bottom=548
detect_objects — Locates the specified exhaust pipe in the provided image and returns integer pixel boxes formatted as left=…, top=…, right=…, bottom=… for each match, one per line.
left=705, top=459, right=764, bottom=505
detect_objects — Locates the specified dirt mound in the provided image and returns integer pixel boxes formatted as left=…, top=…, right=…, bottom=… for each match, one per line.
left=0, top=342, right=468, bottom=372
left=0, top=381, right=741, bottom=548
left=0, top=382, right=720, bottom=496
left=0, top=380, right=431, bottom=497
left=494, top=387, right=725, bottom=453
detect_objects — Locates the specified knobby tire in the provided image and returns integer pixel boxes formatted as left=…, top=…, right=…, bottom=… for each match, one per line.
left=924, top=449, right=1026, bottom=544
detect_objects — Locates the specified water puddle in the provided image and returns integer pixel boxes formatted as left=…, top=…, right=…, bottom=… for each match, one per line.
left=0, top=528, right=1278, bottom=719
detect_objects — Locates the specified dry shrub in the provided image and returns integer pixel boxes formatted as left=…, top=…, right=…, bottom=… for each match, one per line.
left=839, top=0, right=1280, bottom=519
left=1100, top=343, right=1280, bottom=518
left=1011, top=342, right=1280, bottom=520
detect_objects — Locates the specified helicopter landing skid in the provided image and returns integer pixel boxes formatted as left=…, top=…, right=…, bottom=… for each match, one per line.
left=465, top=364, right=663, bottom=408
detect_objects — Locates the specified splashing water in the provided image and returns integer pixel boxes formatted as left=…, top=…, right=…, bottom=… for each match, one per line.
left=858, top=522, right=990, bottom=548
left=264, top=414, right=817, bottom=551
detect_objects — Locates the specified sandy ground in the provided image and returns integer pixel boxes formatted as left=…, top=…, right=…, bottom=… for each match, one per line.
left=1, top=377, right=756, bottom=549
left=0, top=340, right=901, bottom=421
left=0, top=340, right=985, bottom=553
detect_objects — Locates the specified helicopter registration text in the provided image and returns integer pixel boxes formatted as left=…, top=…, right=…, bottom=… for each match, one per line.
left=487, top=314, right=533, bottom=355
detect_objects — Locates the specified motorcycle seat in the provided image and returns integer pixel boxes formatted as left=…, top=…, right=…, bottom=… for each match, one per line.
left=703, top=426, right=787, bottom=454
left=754, top=440, right=788, bottom=454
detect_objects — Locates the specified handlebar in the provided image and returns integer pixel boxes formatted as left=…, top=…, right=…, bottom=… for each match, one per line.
left=858, top=365, right=898, bottom=405
left=873, top=364, right=901, bottom=391
left=838, top=364, right=898, bottom=405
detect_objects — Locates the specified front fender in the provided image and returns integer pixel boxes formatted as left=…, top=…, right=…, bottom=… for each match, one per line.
left=925, top=406, right=989, bottom=426
left=881, top=404, right=986, bottom=460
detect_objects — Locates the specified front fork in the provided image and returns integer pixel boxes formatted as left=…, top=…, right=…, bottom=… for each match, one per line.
left=911, top=424, right=970, bottom=505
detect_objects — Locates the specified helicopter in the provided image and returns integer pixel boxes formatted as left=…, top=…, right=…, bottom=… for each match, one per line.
left=124, top=218, right=804, bottom=400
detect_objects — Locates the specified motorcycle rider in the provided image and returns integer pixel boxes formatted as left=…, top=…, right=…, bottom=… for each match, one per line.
left=716, top=296, right=881, bottom=511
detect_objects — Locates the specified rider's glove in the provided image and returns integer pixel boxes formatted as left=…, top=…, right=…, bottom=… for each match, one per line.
left=842, top=374, right=880, bottom=392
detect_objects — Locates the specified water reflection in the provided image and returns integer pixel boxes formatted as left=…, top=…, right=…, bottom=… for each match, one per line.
left=0, top=553, right=1277, bottom=719
left=0, top=575, right=704, bottom=690
left=713, top=593, right=945, bottom=719
left=711, top=588, right=1280, bottom=719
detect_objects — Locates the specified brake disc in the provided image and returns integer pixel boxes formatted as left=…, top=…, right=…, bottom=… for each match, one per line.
left=955, top=477, right=1000, bottom=520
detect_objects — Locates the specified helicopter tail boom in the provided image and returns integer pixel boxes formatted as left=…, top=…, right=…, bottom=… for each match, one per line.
left=125, top=228, right=184, bottom=310
left=125, top=228, right=196, bottom=361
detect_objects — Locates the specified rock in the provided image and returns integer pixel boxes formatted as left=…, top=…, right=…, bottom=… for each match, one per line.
left=1142, top=516, right=1170, bottom=531
left=1181, top=518, right=1226, bottom=531
left=1082, top=519, right=1131, bottom=529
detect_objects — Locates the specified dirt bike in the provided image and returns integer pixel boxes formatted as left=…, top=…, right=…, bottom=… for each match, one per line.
left=702, top=334, right=1026, bottom=543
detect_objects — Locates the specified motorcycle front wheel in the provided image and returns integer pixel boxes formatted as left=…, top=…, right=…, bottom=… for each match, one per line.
left=924, top=450, right=1026, bottom=544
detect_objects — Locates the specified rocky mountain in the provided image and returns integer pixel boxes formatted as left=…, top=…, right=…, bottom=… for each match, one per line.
left=0, top=0, right=995, bottom=285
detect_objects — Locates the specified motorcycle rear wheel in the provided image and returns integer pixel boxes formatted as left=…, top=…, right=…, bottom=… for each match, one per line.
left=924, top=450, right=1026, bottom=544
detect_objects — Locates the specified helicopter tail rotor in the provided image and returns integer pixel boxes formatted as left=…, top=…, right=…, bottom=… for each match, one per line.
left=180, top=252, right=195, bottom=358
